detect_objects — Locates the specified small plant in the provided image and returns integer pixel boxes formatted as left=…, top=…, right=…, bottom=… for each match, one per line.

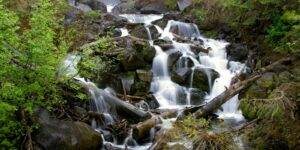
left=84, top=10, right=101, bottom=18
left=175, top=116, right=237, bottom=150
left=159, top=115, right=237, bottom=150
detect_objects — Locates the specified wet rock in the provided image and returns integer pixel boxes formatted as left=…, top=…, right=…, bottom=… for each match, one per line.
left=189, top=88, right=206, bottom=105
left=192, top=68, right=219, bottom=92
left=111, top=28, right=122, bottom=37
left=171, top=67, right=192, bottom=84
left=140, top=3, right=170, bottom=14
left=173, top=56, right=194, bottom=68
left=112, top=0, right=138, bottom=14
left=117, top=48, right=147, bottom=71
left=130, top=25, right=148, bottom=39
left=146, top=94, right=160, bottom=109
left=243, top=72, right=276, bottom=99
left=102, top=13, right=128, bottom=27
left=168, top=51, right=182, bottom=67
left=226, top=43, right=249, bottom=62
left=78, top=0, right=107, bottom=12
left=72, top=2, right=93, bottom=13
left=34, top=119, right=102, bottom=150
left=148, top=24, right=161, bottom=40
left=142, top=46, right=156, bottom=63
left=134, top=81, right=150, bottom=96
left=136, top=69, right=153, bottom=82
left=74, top=106, right=87, bottom=116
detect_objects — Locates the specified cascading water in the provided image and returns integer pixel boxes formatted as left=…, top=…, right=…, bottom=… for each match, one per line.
left=120, top=14, right=163, bottom=46
left=153, top=20, right=245, bottom=120
left=150, top=46, right=183, bottom=108
left=99, top=0, right=121, bottom=13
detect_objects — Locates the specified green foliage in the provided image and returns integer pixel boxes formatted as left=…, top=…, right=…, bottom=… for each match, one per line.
left=84, top=10, right=101, bottom=18
left=0, top=0, right=70, bottom=148
left=78, top=37, right=116, bottom=83
left=176, top=116, right=237, bottom=150
left=163, top=0, right=178, bottom=10
left=190, top=0, right=300, bottom=54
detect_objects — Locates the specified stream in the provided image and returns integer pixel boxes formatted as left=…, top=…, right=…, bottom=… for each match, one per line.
left=65, top=1, right=247, bottom=149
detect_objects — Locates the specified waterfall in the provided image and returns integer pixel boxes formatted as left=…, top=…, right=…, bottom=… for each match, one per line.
left=75, top=78, right=115, bottom=126
left=151, top=20, right=245, bottom=120
left=119, top=14, right=163, bottom=24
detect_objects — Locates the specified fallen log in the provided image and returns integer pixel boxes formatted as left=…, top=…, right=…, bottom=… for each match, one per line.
left=132, top=116, right=160, bottom=142
left=75, top=78, right=151, bottom=123
left=116, top=93, right=145, bottom=101
left=180, top=57, right=293, bottom=119
left=99, top=90, right=152, bottom=123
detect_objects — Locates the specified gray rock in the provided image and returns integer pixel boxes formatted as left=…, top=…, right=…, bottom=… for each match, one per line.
left=112, top=0, right=138, bottom=14
left=34, top=119, right=102, bottom=150
left=171, top=67, right=192, bottom=84
left=140, top=3, right=170, bottom=14
left=117, top=48, right=147, bottom=71
left=79, top=0, right=107, bottom=12
left=226, top=43, right=249, bottom=62
left=189, top=88, right=206, bottom=105
left=74, top=106, right=87, bottom=116
left=146, top=94, right=160, bottom=109
left=130, top=25, right=148, bottom=39
left=168, top=51, right=182, bottom=67
left=191, top=68, right=219, bottom=92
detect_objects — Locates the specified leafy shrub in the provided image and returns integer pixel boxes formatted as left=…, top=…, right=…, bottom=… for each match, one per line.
left=0, top=0, right=70, bottom=148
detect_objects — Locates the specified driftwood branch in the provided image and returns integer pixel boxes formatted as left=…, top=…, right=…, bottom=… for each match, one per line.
left=116, top=93, right=145, bottom=101
left=133, top=117, right=159, bottom=141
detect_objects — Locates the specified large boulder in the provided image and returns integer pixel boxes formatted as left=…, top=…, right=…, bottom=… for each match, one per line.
left=78, top=0, right=107, bottom=12
left=242, top=72, right=276, bottom=99
left=226, top=43, right=249, bottom=62
left=130, top=25, right=148, bottom=39
left=168, top=51, right=183, bottom=67
left=112, top=0, right=138, bottom=14
left=171, top=67, right=192, bottom=84
left=140, top=3, right=170, bottom=14
left=191, top=68, right=219, bottom=92
left=34, top=119, right=102, bottom=150
left=117, top=48, right=147, bottom=71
